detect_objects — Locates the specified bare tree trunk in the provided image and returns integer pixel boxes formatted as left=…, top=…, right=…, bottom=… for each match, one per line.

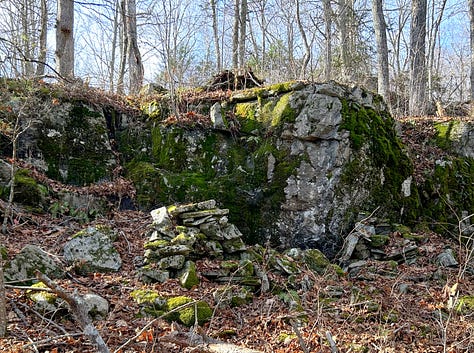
left=210, top=0, right=221, bottom=72
left=21, top=0, right=34, bottom=76
left=372, top=0, right=390, bottom=102
left=470, top=0, right=474, bottom=101
left=56, top=0, right=75, bottom=78
left=109, top=0, right=120, bottom=92
left=295, top=0, right=310, bottom=79
left=323, top=0, right=332, bottom=81
left=36, top=0, right=48, bottom=76
left=117, top=0, right=127, bottom=94
left=125, top=0, right=143, bottom=94
left=232, top=0, right=240, bottom=70
left=426, top=0, right=446, bottom=102
left=238, top=0, right=247, bottom=69
left=409, top=0, right=427, bottom=116
left=338, top=0, right=353, bottom=82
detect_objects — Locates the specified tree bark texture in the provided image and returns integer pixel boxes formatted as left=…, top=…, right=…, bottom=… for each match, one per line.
left=56, top=0, right=75, bottom=78
left=117, top=0, right=127, bottom=94
left=36, top=0, right=48, bottom=76
left=125, top=0, right=144, bottom=94
left=323, top=0, right=332, bottom=81
left=238, top=0, right=248, bottom=69
left=295, top=0, right=311, bottom=79
left=470, top=0, right=474, bottom=101
left=409, top=0, right=427, bottom=116
left=210, top=0, right=221, bottom=72
left=232, top=0, right=240, bottom=70
left=372, top=0, right=390, bottom=102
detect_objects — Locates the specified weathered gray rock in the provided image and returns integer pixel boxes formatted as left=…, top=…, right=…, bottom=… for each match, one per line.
left=211, top=102, right=226, bottom=129
left=4, top=245, right=64, bottom=283
left=83, top=293, right=109, bottom=320
left=438, top=121, right=474, bottom=158
left=150, top=206, right=175, bottom=238
left=16, top=101, right=117, bottom=184
left=436, top=248, right=458, bottom=267
left=179, top=261, right=199, bottom=289
left=63, top=226, right=122, bottom=273
left=138, top=265, right=170, bottom=284
left=156, top=255, right=186, bottom=270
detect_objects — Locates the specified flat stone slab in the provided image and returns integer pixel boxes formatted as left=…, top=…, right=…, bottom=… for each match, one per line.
left=168, top=200, right=217, bottom=217
left=179, top=208, right=229, bottom=219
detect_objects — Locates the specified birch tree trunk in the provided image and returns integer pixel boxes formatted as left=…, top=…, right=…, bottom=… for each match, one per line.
left=125, top=0, right=144, bottom=94
left=372, top=0, right=390, bottom=102
left=56, top=0, right=75, bottom=78
left=409, top=0, right=427, bottom=116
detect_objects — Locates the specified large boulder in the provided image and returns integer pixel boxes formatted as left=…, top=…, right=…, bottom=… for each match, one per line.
left=121, top=82, right=414, bottom=257
left=4, top=245, right=64, bottom=283
left=63, top=226, right=122, bottom=273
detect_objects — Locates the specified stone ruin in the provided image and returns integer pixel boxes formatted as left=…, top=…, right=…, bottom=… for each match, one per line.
left=139, top=199, right=249, bottom=287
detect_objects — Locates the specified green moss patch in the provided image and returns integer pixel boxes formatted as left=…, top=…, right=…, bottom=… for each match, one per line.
left=340, top=100, right=420, bottom=223
left=165, top=296, right=212, bottom=326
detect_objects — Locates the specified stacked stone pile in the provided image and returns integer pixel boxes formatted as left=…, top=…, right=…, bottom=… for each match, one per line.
left=139, top=199, right=248, bottom=286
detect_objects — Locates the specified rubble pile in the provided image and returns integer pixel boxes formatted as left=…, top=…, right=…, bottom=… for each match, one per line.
left=138, top=199, right=248, bottom=287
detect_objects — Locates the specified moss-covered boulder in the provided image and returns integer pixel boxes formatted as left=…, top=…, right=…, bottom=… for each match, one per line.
left=119, top=82, right=415, bottom=258
left=63, top=225, right=122, bottom=273
left=4, top=245, right=65, bottom=284
left=179, top=260, right=199, bottom=289
left=165, top=296, right=212, bottom=326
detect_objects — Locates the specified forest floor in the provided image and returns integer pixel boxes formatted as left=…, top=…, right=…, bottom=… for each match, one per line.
left=0, top=116, right=473, bottom=353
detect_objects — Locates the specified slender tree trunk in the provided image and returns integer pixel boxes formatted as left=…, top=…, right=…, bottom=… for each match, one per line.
left=323, top=0, right=332, bottom=81
left=117, top=0, right=127, bottom=94
left=210, top=0, right=221, bottom=72
left=409, top=0, right=427, bottom=116
left=125, top=0, right=143, bottom=94
left=470, top=0, right=474, bottom=101
left=36, top=0, right=48, bottom=76
left=238, top=0, right=247, bottom=69
left=295, top=0, right=310, bottom=79
left=338, top=0, right=353, bottom=82
left=56, top=0, right=75, bottom=78
left=109, top=0, right=120, bottom=92
left=426, top=0, right=446, bottom=102
left=21, top=1, right=34, bottom=76
left=372, top=0, right=390, bottom=102
left=232, top=0, right=240, bottom=70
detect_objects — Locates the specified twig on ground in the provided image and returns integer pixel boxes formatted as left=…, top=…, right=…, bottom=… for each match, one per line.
left=35, top=270, right=110, bottom=353
left=326, top=331, right=339, bottom=353
left=289, top=319, right=310, bottom=353
left=16, top=301, right=70, bottom=335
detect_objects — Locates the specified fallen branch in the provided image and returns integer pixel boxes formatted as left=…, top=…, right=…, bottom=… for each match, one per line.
left=289, top=319, right=310, bottom=353
left=326, top=331, right=339, bottom=353
left=35, top=271, right=110, bottom=353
